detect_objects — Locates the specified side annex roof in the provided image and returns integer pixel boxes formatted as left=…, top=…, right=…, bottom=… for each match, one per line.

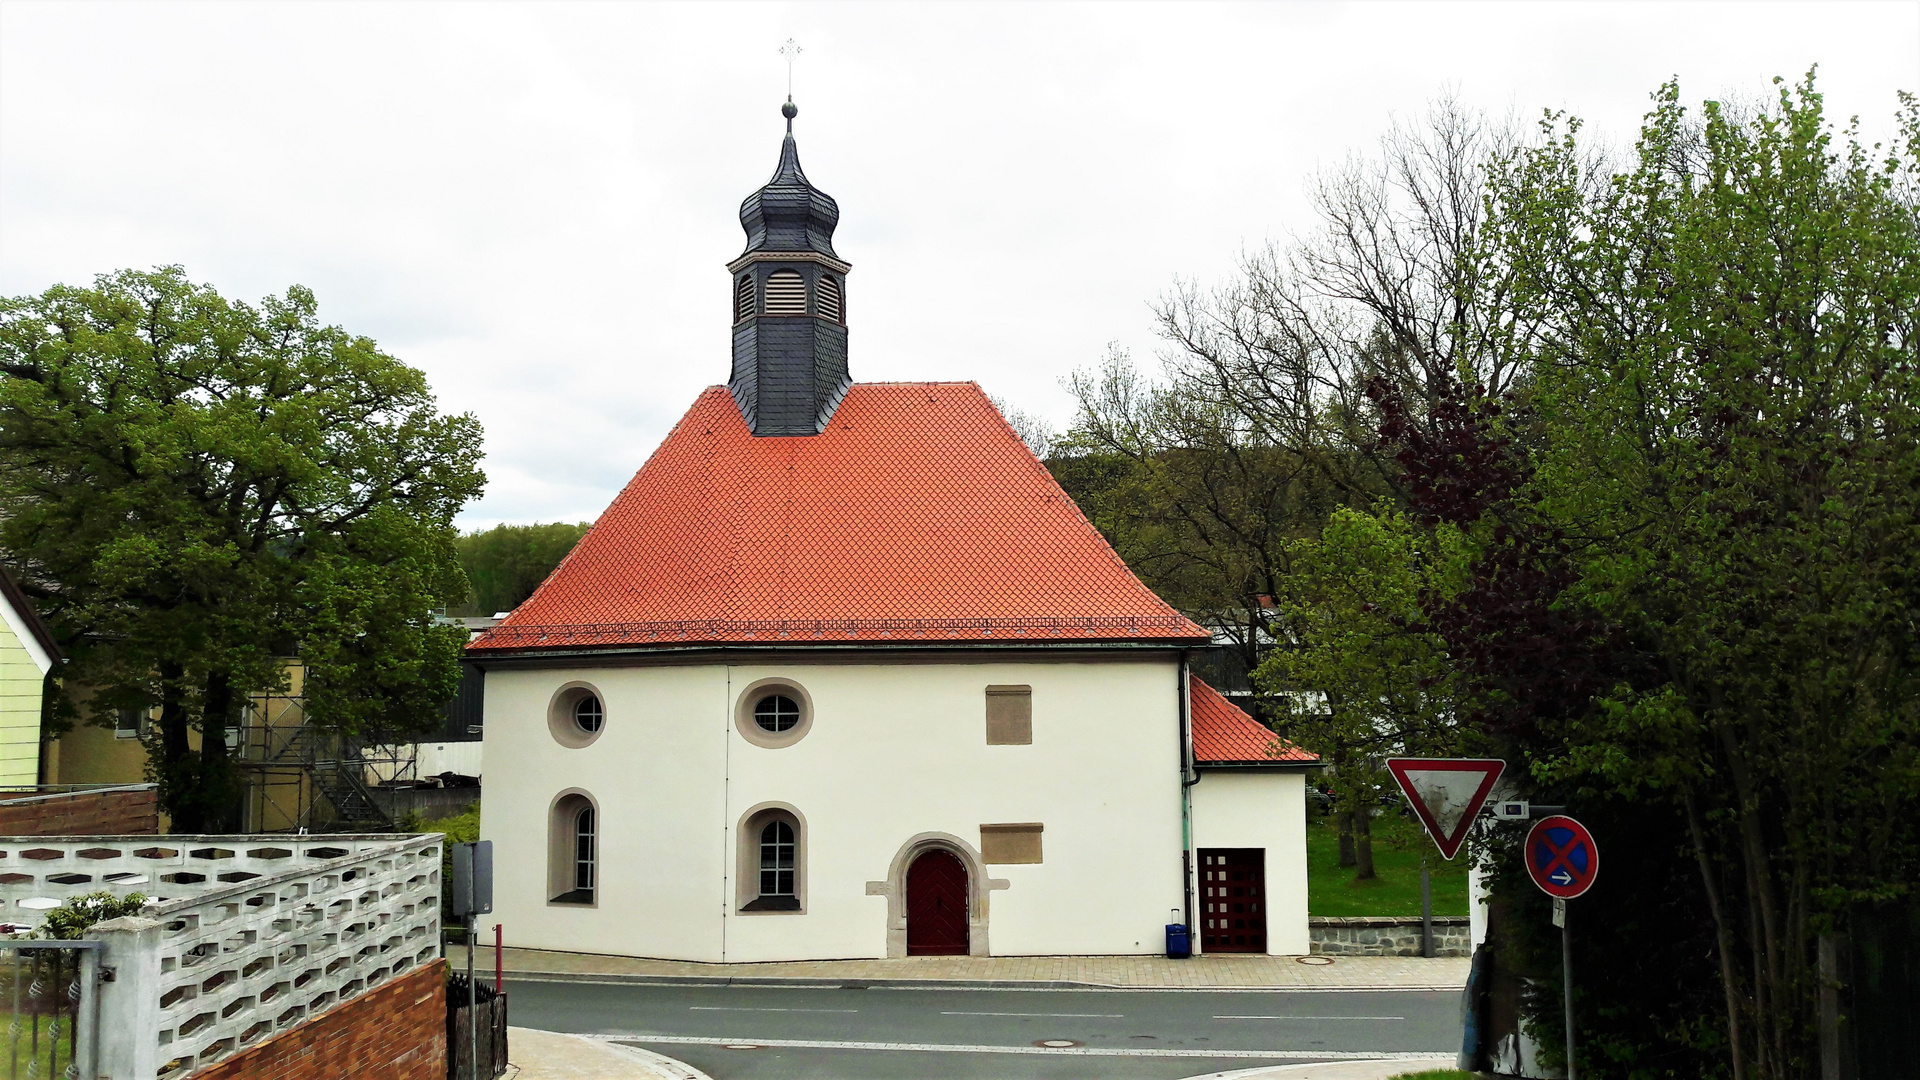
left=1191, top=678, right=1317, bottom=767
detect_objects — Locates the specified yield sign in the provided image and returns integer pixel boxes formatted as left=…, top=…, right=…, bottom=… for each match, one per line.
left=1525, top=815, right=1599, bottom=899
left=1385, top=758, right=1506, bottom=860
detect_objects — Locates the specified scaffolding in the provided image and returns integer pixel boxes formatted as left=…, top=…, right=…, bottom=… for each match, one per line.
left=235, top=678, right=420, bottom=833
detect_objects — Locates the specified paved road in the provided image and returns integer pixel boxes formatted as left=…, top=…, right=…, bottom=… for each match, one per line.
left=506, top=979, right=1461, bottom=1079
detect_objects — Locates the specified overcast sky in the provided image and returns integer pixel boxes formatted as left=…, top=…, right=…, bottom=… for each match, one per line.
left=2, top=2, right=1915, bottom=527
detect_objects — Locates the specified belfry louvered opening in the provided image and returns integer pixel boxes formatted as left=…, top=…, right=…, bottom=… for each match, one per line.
left=817, top=276, right=843, bottom=322
left=735, top=275, right=755, bottom=322
left=764, top=270, right=808, bottom=315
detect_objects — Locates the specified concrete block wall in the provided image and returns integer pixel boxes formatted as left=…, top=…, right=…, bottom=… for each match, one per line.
left=194, top=958, right=447, bottom=1080
left=1309, top=915, right=1471, bottom=957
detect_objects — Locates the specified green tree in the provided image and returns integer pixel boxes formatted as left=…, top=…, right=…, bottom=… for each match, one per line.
left=1446, top=75, right=1920, bottom=1078
left=451, top=521, right=591, bottom=617
left=0, top=268, right=485, bottom=831
left=1256, top=506, right=1471, bottom=879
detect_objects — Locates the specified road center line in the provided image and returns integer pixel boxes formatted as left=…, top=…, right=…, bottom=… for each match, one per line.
left=1213, top=1006, right=1413, bottom=1014
left=605, top=1034, right=1458, bottom=1062
left=938, top=1011, right=1126, bottom=1018
left=687, top=999, right=860, bottom=1006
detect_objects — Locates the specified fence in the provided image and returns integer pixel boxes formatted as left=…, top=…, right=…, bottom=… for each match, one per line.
left=0, top=833, right=440, bottom=1079
left=0, top=942, right=97, bottom=1080
left=445, top=974, right=507, bottom=1080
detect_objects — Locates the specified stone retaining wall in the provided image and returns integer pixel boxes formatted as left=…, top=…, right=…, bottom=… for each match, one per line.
left=1310, top=915, right=1471, bottom=957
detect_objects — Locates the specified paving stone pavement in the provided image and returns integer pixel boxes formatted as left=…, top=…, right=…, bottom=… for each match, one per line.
left=453, top=945, right=1469, bottom=990
left=506, top=1027, right=710, bottom=1080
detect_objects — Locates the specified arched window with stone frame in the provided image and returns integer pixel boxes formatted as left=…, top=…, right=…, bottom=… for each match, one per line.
left=549, top=790, right=598, bottom=905
left=736, top=803, right=806, bottom=913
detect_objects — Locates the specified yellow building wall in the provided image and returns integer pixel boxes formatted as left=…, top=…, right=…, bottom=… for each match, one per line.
left=48, top=660, right=313, bottom=831
left=45, top=719, right=151, bottom=786
left=0, top=618, right=44, bottom=786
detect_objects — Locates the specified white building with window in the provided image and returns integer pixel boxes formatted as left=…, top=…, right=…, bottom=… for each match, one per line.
left=470, top=104, right=1316, bottom=962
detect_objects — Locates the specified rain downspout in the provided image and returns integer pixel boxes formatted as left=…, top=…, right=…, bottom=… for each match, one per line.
left=1179, top=653, right=1199, bottom=933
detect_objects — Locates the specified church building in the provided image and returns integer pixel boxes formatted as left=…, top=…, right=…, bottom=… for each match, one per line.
left=470, top=102, right=1317, bottom=962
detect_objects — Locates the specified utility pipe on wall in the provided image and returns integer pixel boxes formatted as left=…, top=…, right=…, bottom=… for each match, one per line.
left=1178, top=654, right=1199, bottom=938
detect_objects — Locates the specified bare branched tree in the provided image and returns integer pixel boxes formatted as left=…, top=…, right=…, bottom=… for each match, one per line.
left=988, top=394, right=1057, bottom=459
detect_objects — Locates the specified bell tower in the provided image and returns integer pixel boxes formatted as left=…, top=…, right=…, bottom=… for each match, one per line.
left=727, top=100, right=851, bottom=436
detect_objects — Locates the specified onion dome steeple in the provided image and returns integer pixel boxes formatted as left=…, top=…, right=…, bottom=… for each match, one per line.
left=726, top=100, right=852, bottom=437
left=738, top=101, right=841, bottom=258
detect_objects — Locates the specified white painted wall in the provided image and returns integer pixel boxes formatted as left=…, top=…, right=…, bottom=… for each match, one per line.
left=479, top=663, right=729, bottom=961
left=478, top=657, right=1189, bottom=961
left=1189, top=769, right=1310, bottom=955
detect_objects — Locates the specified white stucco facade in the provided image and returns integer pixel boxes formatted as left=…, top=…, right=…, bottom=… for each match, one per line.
left=1188, top=768, right=1311, bottom=955
left=476, top=654, right=1273, bottom=961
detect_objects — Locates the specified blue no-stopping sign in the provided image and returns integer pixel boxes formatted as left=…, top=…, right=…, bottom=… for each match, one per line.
left=1525, top=815, right=1599, bottom=900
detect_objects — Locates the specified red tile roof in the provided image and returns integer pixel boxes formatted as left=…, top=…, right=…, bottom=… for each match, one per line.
left=472, top=384, right=1207, bottom=651
left=1191, top=678, right=1317, bottom=764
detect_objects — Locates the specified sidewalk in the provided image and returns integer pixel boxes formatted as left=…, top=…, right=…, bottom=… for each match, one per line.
left=505, top=1027, right=708, bottom=1079
left=451, top=944, right=1468, bottom=991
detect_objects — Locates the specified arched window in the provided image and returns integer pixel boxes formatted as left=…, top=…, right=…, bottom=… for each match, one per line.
left=759, top=819, right=795, bottom=898
left=734, top=275, right=755, bottom=322
left=737, top=805, right=805, bottom=912
left=764, top=270, right=807, bottom=315
left=549, top=791, right=597, bottom=905
left=817, top=276, right=843, bottom=322
left=753, top=694, right=801, bottom=733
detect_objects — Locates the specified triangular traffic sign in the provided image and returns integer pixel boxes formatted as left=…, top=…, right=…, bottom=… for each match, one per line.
left=1385, top=758, right=1506, bottom=860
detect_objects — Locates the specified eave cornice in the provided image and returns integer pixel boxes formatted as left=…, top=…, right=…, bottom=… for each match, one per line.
left=726, top=250, right=853, bottom=275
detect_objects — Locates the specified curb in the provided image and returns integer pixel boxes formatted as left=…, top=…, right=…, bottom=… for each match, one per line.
left=497, top=968, right=1465, bottom=993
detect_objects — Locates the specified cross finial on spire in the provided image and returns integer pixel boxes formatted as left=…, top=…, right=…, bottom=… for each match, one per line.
left=780, top=38, right=802, bottom=101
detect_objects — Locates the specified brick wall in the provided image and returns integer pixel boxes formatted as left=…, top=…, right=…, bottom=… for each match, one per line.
left=0, top=786, right=158, bottom=835
left=196, top=959, right=447, bottom=1080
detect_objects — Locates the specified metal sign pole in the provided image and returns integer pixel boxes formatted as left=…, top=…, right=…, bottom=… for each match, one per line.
left=467, top=912, right=479, bottom=1080
left=1420, top=852, right=1433, bottom=958
left=1562, top=902, right=1576, bottom=1080
left=451, top=840, right=494, bottom=1080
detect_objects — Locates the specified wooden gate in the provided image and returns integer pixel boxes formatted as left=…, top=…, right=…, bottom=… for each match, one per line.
left=905, top=849, right=970, bottom=955
left=1199, top=848, right=1267, bottom=953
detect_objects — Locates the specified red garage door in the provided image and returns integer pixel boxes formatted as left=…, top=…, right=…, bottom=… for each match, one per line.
left=1199, top=848, right=1267, bottom=953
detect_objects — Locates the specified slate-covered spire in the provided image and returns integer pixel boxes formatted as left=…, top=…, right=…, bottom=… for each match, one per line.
left=727, top=101, right=852, bottom=437
left=738, top=101, right=841, bottom=259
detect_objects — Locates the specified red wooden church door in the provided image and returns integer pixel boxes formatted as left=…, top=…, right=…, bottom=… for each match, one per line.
left=906, top=850, right=970, bottom=955
left=1199, top=848, right=1267, bottom=953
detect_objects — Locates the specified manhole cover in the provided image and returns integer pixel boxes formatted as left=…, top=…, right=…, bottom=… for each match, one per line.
left=1295, top=955, right=1335, bottom=966
left=1034, top=1039, right=1083, bottom=1048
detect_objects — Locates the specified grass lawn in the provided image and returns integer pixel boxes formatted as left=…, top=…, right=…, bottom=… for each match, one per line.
left=1306, top=810, right=1470, bottom=918
left=0, top=1011, right=76, bottom=1077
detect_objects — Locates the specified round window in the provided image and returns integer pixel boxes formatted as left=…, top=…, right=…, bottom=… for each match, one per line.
left=734, top=680, right=812, bottom=748
left=573, top=695, right=604, bottom=734
left=547, top=683, right=607, bottom=749
left=754, top=694, right=801, bottom=733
